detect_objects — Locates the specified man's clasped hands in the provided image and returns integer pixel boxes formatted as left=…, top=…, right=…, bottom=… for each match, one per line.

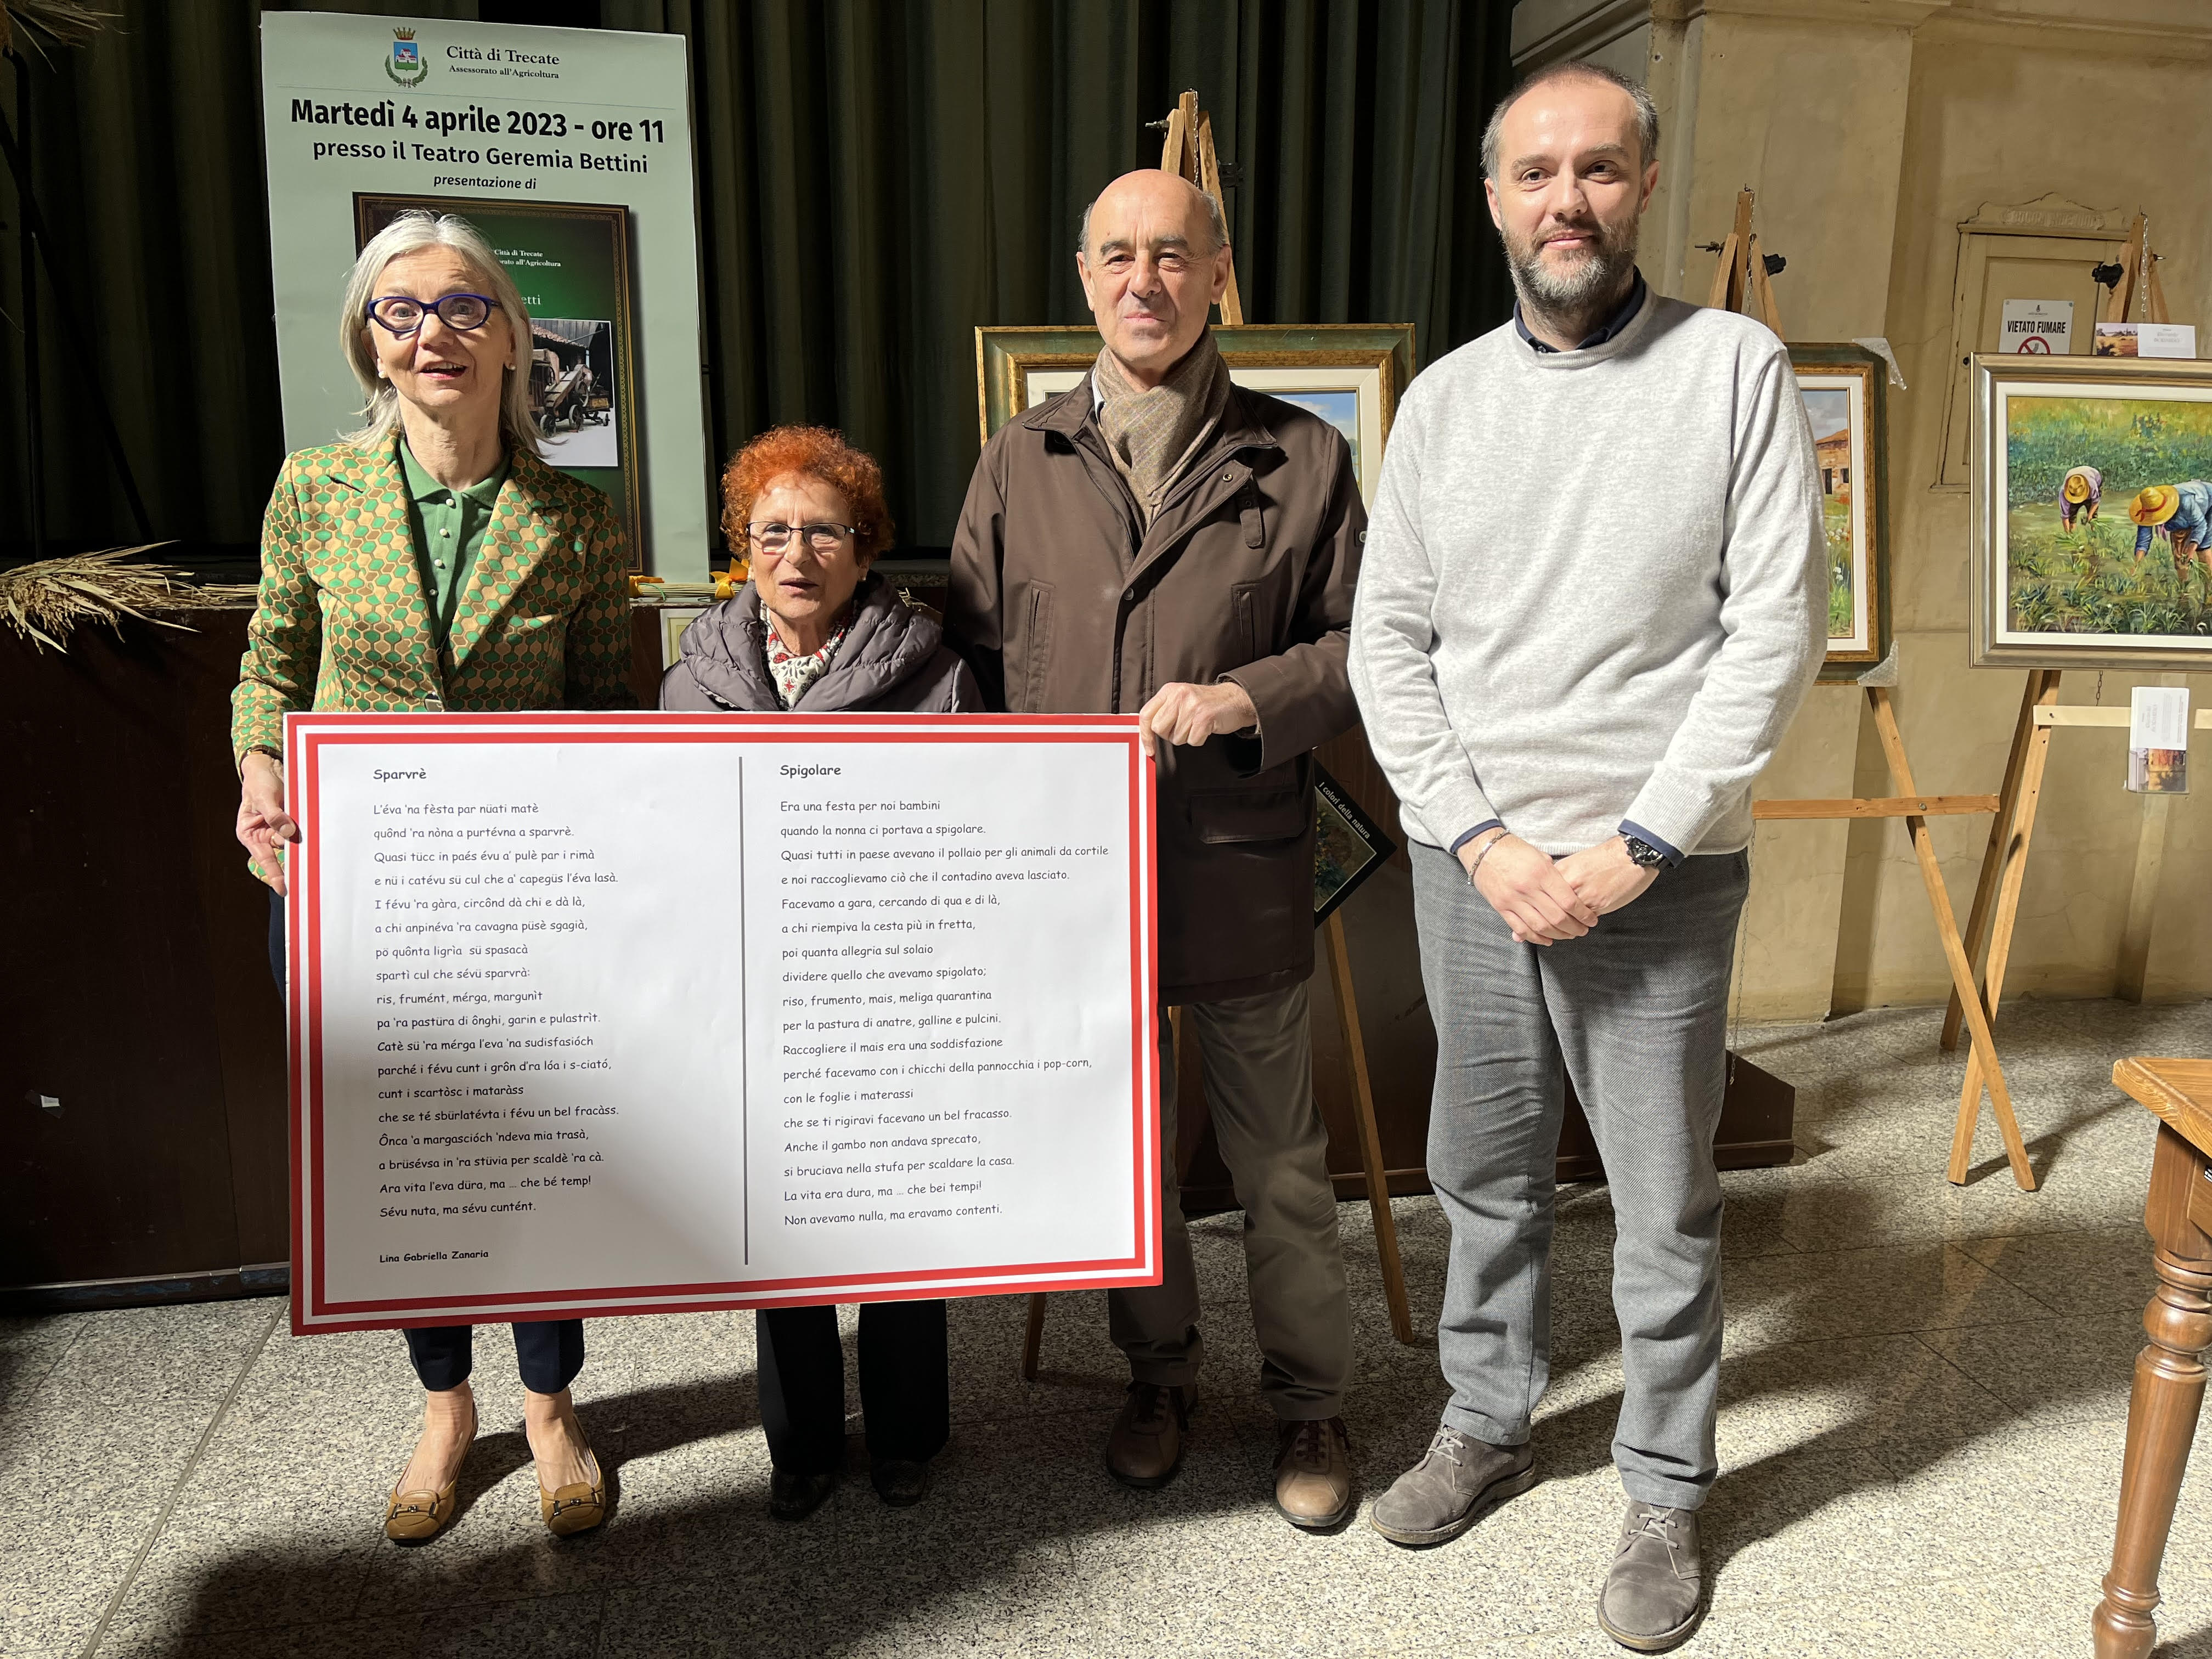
left=1458, top=830, right=1659, bottom=944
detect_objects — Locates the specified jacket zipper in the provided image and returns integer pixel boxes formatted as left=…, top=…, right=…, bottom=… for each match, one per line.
left=1066, top=425, right=1282, bottom=711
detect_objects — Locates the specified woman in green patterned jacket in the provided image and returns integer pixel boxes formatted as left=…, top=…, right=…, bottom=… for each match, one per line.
left=231, top=209, right=629, bottom=1545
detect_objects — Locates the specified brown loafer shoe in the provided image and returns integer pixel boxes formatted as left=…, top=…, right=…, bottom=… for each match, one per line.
left=539, top=1447, right=607, bottom=1537
left=383, top=1395, right=475, bottom=1543
left=1273, top=1417, right=1355, bottom=1530
left=383, top=1478, right=456, bottom=1543
left=1105, top=1381, right=1192, bottom=1489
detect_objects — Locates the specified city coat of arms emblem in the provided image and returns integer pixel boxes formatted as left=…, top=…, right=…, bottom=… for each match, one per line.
left=386, top=27, right=428, bottom=88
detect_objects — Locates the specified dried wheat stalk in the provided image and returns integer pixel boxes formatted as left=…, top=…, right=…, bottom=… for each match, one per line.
left=1, top=1, right=111, bottom=57
left=1, top=546, right=258, bottom=652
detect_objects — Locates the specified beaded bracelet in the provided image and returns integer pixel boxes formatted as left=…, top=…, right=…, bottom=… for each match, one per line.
left=1468, top=830, right=1510, bottom=884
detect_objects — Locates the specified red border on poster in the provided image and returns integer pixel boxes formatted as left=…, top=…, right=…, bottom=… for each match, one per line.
left=284, top=712, right=1160, bottom=1334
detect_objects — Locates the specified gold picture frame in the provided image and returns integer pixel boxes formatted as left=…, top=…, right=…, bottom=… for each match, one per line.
left=1790, top=345, right=1891, bottom=680
left=1971, top=353, right=2212, bottom=669
left=976, top=324, right=1417, bottom=505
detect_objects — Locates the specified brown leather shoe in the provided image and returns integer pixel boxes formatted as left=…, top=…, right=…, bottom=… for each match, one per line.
left=382, top=1477, right=456, bottom=1543
left=383, top=1393, right=476, bottom=1543
left=539, top=1446, right=607, bottom=1537
left=1273, top=1417, right=1355, bottom=1530
left=1105, top=1381, right=1191, bottom=1489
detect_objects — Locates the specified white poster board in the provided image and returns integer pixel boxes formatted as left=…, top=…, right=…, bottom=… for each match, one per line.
left=258, top=13, right=709, bottom=577
left=285, top=712, right=1161, bottom=1332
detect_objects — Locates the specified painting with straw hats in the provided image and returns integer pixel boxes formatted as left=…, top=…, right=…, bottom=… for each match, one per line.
left=1971, top=354, right=2212, bottom=668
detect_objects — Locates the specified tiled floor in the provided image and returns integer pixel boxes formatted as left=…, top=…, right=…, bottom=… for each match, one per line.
left=9, top=998, right=2212, bottom=1657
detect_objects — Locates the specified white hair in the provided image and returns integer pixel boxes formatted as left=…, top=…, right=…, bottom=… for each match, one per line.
left=338, top=210, right=540, bottom=455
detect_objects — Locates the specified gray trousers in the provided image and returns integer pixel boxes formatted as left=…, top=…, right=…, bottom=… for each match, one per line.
left=1108, top=982, right=1353, bottom=1420
left=1410, top=841, right=1749, bottom=1510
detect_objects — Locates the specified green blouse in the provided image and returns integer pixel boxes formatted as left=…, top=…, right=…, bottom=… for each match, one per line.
left=399, top=439, right=510, bottom=646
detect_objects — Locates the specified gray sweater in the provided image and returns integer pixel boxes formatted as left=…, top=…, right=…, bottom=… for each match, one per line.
left=1348, top=292, right=1825, bottom=860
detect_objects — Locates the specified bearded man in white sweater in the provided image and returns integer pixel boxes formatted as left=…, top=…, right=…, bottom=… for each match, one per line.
left=1348, top=62, right=1822, bottom=1654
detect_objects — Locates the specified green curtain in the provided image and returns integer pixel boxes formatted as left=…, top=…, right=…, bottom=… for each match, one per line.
left=0, top=0, right=1513, bottom=557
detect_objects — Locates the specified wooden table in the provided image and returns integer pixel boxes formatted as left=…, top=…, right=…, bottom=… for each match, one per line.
left=2095, top=1058, right=2212, bottom=1657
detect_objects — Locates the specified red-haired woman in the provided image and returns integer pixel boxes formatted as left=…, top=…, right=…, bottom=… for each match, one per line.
left=663, top=426, right=975, bottom=1519
left=663, top=425, right=977, bottom=718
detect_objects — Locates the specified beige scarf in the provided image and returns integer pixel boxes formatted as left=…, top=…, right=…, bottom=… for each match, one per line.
left=1093, top=331, right=1233, bottom=526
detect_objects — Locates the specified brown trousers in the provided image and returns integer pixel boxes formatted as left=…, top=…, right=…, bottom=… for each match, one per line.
left=1107, top=981, right=1353, bottom=1419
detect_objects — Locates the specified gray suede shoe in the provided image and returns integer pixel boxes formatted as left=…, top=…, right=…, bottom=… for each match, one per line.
left=1596, top=1501, right=1705, bottom=1652
left=1367, top=1423, right=1536, bottom=1547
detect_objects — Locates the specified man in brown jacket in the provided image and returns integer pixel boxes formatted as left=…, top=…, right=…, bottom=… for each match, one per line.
left=949, top=169, right=1365, bottom=1530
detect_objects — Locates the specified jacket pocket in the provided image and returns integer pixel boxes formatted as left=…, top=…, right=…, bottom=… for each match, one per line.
left=1229, top=580, right=1258, bottom=665
left=1019, top=582, right=1054, bottom=710
left=1186, top=786, right=1306, bottom=845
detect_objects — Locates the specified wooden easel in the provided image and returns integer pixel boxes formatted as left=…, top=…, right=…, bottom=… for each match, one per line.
left=1018, top=96, right=1413, bottom=1381
left=1325, top=907, right=1415, bottom=1345
left=1752, top=689, right=2032, bottom=1189
left=1706, top=192, right=2036, bottom=1190
left=1940, top=215, right=2185, bottom=1181
left=1156, top=89, right=1245, bottom=326
left=1706, top=188, right=1788, bottom=336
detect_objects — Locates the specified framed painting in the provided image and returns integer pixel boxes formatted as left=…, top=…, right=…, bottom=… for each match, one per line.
left=1971, top=354, right=2212, bottom=668
left=1790, top=345, right=1890, bottom=681
left=1313, top=766, right=1394, bottom=927
left=356, top=195, right=644, bottom=569
left=976, top=324, right=1417, bottom=505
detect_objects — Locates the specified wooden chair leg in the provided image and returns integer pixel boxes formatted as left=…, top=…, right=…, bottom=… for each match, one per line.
left=2094, top=1124, right=2212, bottom=1657
left=1020, top=1292, right=1047, bottom=1383
left=1325, top=912, right=1413, bottom=1344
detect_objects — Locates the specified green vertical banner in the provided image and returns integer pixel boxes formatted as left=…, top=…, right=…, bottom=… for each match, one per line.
left=261, top=13, right=708, bottom=577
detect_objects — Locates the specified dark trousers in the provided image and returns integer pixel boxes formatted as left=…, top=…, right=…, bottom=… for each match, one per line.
left=268, top=885, right=286, bottom=993
left=271, top=894, right=586, bottom=1398
left=757, top=1300, right=950, bottom=1474
left=404, top=1319, right=586, bottom=1393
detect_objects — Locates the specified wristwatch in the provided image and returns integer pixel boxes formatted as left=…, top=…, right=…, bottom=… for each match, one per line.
left=1622, top=834, right=1667, bottom=870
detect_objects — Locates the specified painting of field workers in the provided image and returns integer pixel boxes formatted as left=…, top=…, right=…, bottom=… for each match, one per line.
left=2003, top=391, right=2212, bottom=642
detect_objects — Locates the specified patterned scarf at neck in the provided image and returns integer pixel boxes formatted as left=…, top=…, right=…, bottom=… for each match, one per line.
left=1093, top=331, right=1233, bottom=526
left=761, top=597, right=854, bottom=709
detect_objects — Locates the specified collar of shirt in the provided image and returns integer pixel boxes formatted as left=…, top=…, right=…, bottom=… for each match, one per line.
left=1513, top=269, right=1648, bottom=354
left=398, top=439, right=508, bottom=510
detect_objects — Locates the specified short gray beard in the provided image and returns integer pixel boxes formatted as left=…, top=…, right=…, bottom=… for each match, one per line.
left=1506, top=215, right=1639, bottom=329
